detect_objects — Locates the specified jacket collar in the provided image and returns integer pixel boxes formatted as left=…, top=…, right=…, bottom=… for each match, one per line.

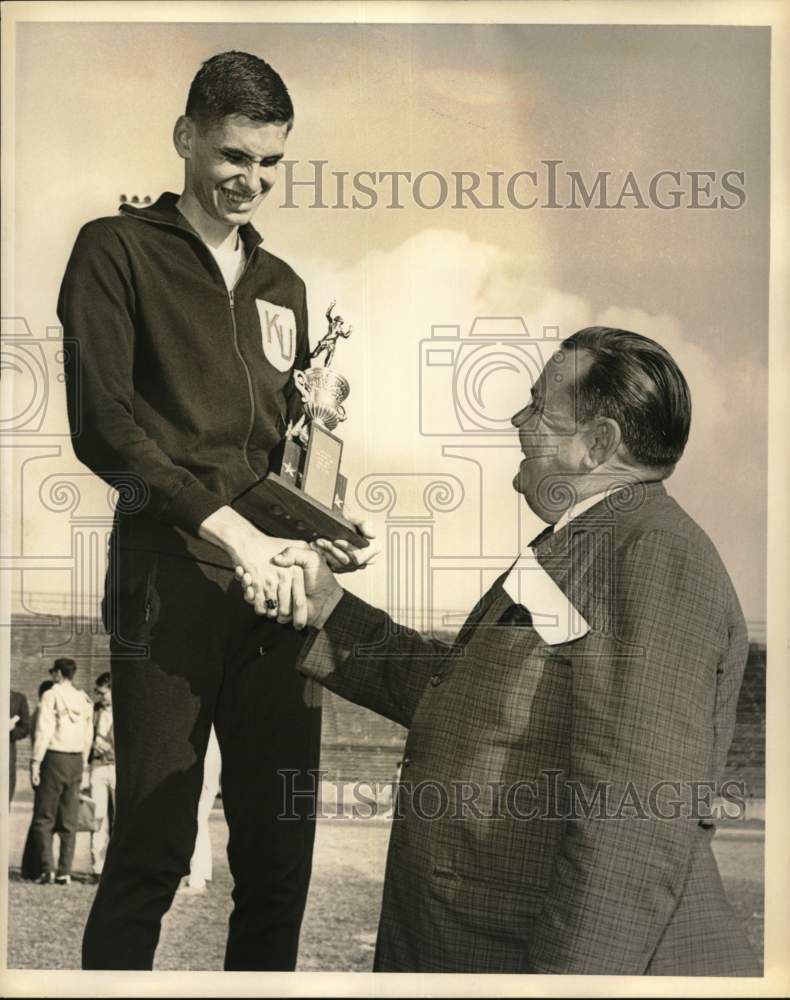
left=119, top=191, right=264, bottom=255
left=523, top=479, right=668, bottom=613
left=533, top=479, right=668, bottom=555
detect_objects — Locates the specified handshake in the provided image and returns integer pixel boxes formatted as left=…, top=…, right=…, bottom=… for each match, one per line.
left=200, top=505, right=380, bottom=631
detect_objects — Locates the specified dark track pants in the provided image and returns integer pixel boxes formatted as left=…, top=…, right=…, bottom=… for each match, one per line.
left=32, top=750, right=82, bottom=878
left=82, top=548, right=322, bottom=970
left=22, top=789, right=67, bottom=879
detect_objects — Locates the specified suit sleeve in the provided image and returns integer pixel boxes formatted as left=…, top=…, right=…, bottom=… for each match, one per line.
left=58, top=221, right=225, bottom=537
left=295, top=590, right=453, bottom=729
left=526, top=530, right=731, bottom=974
left=10, top=694, right=30, bottom=742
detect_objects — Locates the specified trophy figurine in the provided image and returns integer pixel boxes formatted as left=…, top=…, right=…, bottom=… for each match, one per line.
left=232, top=302, right=369, bottom=549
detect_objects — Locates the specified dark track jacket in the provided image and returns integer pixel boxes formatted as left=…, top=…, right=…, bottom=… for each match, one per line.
left=58, top=192, right=310, bottom=562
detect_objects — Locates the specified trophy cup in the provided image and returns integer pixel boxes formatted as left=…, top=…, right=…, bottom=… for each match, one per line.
left=232, top=302, right=369, bottom=549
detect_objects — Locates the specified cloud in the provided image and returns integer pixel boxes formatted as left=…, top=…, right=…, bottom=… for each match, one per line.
left=22, top=225, right=765, bottom=623
left=424, top=67, right=537, bottom=109
left=302, top=228, right=765, bottom=470
left=299, top=227, right=766, bottom=620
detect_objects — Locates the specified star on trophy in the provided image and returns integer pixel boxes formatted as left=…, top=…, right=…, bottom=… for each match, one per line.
left=232, top=302, right=369, bottom=549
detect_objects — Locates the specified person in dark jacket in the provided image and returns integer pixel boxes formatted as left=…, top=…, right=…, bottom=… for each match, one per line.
left=21, top=679, right=60, bottom=880
left=9, top=689, right=30, bottom=803
left=58, top=51, right=376, bottom=970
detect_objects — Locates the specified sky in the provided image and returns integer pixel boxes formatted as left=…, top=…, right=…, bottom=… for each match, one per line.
left=7, top=19, right=769, bottom=627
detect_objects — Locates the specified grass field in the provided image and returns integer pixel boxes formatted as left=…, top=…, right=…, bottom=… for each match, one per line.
left=7, top=618, right=766, bottom=972
left=6, top=802, right=387, bottom=972
left=6, top=796, right=763, bottom=973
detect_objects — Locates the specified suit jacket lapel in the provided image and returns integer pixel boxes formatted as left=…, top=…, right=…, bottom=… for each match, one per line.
left=529, top=480, right=668, bottom=630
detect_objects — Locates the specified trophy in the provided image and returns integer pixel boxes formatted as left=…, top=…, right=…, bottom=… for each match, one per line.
left=232, top=302, right=369, bottom=549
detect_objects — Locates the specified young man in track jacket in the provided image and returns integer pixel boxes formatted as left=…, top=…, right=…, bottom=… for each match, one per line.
left=59, top=50, right=375, bottom=970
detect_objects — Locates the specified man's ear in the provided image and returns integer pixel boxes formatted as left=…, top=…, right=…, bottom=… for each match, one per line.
left=581, top=417, right=622, bottom=469
left=173, top=115, right=195, bottom=160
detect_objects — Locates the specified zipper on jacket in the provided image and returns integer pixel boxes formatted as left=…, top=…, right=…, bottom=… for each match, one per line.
left=228, top=286, right=257, bottom=476
left=126, top=211, right=261, bottom=478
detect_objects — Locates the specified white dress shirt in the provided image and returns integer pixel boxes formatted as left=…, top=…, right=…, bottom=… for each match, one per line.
left=207, top=230, right=245, bottom=290
left=552, top=487, right=627, bottom=534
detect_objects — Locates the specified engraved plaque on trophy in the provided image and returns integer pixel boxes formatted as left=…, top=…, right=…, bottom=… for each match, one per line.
left=232, top=302, right=368, bottom=549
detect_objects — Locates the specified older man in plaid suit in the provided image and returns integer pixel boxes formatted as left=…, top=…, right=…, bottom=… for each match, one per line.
left=255, top=327, right=758, bottom=975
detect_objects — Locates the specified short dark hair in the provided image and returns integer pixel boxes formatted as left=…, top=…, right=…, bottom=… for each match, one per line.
left=95, top=672, right=112, bottom=689
left=51, top=657, right=77, bottom=680
left=185, top=50, right=294, bottom=131
left=561, top=327, right=691, bottom=472
left=38, top=679, right=55, bottom=699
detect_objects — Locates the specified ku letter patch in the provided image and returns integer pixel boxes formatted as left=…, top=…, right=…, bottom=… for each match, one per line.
left=256, top=299, right=297, bottom=372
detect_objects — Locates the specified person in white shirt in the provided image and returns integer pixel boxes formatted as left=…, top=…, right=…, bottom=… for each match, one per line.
left=180, top=726, right=222, bottom=893
left=30, top=658, right=94, bottom=885
left=89, top=673, right=116, bottom=881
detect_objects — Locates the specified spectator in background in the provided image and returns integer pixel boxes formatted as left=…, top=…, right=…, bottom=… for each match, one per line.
left=30, top=680, right=55, bottom=738
left=22, top=680, right=56, bottom=879
left=9, top=689, right=31, bottom=802
left=30, top=658, right=93, bottom=885
left=180, top=726, right=221, bottom=894
left=89, top=672, right=115, bottom=883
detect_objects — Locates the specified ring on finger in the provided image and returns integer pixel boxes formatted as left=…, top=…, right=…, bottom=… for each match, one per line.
left=265, top=597, right=278, bottom=611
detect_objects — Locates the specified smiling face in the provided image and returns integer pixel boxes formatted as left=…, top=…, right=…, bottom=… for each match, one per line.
left=511, top=349, right=593, bottom=523
left=174, top=113, right=289, bottom=237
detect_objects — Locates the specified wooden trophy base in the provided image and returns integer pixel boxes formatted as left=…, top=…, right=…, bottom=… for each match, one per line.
left=232, top=472, right=369, bottom=549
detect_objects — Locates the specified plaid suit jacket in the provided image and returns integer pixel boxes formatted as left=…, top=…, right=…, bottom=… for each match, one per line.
left=297, top=481, right=759, bottom=974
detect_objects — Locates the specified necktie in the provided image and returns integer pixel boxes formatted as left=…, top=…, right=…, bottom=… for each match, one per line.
left=497, top=602, right=533, bottom=627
